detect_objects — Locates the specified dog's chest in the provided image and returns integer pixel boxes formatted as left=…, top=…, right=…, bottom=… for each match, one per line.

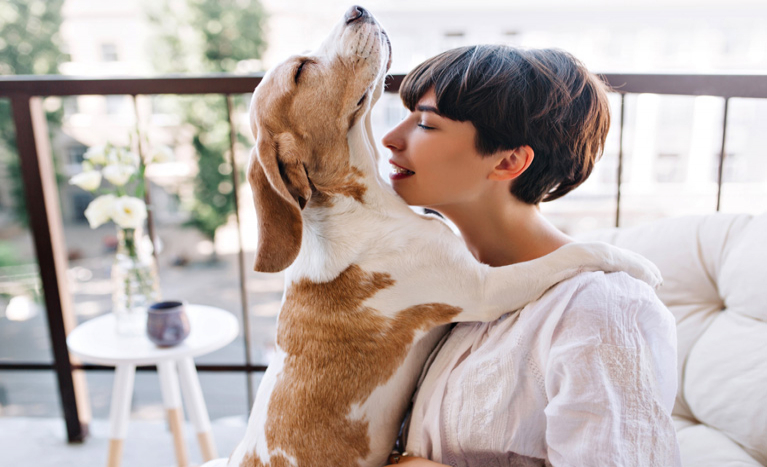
left=277, top=264, right=400, bottom=379
left=255, top=264, right=461, bottom=465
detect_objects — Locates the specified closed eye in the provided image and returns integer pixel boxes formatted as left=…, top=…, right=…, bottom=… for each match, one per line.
left=294, top=60, right=309, bottom=84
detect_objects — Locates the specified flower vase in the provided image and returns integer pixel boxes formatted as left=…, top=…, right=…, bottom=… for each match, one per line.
left=112, top=227, right=160, bottom=336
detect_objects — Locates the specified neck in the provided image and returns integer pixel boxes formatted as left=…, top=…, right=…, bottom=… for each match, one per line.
left=345, top=115, right=411, bottom=213
left=435, top=193, right=573, bottom=267
left=294, top=117, right=410, bottom=282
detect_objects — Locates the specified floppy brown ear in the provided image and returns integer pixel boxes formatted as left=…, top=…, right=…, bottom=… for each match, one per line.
left=248, top=133, right=311, bottom=273
left=257, top=132, right=312, bottom=209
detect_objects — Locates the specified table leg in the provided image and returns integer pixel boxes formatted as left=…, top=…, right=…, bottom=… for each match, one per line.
left=177, top=357, right=219, bottom=461
left=107, top=364, right=136, bottom=467
left=158, top=361, right=190, bottom=467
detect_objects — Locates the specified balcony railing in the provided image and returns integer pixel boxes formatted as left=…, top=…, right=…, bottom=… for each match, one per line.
left=0, top=72, right=765, bottom=443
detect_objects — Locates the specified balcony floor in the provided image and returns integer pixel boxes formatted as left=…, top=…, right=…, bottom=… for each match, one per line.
left=1, top=416, right=247, bottom=466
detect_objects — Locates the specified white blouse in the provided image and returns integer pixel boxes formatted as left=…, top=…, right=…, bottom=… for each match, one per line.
left=405, top=270, right=682, bottom=467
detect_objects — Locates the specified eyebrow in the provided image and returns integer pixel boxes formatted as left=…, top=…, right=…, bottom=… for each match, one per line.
left=416, top=104, right=441, bottom=115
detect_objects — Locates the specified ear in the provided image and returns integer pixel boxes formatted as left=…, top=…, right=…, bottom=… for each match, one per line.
left=248, top=132, right=311, bottom=273
left=258, top=132, right=312, bottom=208
left=488, top=145, right=534, bottom=181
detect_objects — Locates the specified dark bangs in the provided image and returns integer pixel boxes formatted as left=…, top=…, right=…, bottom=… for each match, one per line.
left=399, top=45, right=526, bottom=155
left=399, top=45, right=479, bottom=117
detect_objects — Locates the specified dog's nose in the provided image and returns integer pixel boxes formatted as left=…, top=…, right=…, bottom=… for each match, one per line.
left=345, top=5, right=368, bottom=24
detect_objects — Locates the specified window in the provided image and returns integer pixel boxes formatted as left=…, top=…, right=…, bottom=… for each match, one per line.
left=503, top=30, right=520, bottom=46
left=63, top=97, right=79, bottom=115
left=67, top=146, right=87, bottom=165
left=105, top=95, right=127, bottom=115
left=442, top=31, right=466, bottom=51
left=101, top=43, right=118, bottom=62
left=655, top=153, right=684, bottom=183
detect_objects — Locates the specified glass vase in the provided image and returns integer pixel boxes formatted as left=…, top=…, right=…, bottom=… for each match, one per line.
left=112, top=226, right=160, bottom=336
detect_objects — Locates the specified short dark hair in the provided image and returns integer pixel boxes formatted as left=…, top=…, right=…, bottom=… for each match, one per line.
left=400, top=45, right=611, bottom=204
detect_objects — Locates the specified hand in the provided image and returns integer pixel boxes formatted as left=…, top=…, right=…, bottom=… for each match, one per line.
left=385, top=455, right=449, bottom=466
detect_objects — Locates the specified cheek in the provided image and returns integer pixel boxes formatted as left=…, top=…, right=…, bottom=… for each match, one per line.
left=416, top=138, right=484, bottom=182
left=407, top=150, right=488, bottom=203
left=429, top=165, right=484, bottom=199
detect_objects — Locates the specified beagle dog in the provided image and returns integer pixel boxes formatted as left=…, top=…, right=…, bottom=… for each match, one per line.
left=214, top=5, right=660, bottom=467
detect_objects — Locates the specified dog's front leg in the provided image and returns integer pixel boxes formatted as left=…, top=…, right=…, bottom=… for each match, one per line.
left=402, top=240, right=661, bottom=324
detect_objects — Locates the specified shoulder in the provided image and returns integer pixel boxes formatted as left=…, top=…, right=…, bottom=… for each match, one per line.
left=542, top=271, right=675, bottom=349
left=565, top=270, right=661, bottom=312
left=540, top=272, right=680, bottom=418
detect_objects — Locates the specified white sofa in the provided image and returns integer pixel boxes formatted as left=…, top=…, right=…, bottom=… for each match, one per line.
left=582, top=213, right=767, bottom=466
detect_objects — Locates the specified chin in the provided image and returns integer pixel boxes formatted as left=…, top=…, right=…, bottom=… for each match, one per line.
left=392, top=185, right=445, bottom=209
left=393, top=190, right=420, bottom=207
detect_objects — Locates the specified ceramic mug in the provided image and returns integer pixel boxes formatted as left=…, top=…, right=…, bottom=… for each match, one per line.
left=146, top=301, right=190, bottom=347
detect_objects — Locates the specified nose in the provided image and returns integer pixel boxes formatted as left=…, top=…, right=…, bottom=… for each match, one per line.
left=382, top=123, right=404, bottom=152
left=345, top=5, right=368, bottom=24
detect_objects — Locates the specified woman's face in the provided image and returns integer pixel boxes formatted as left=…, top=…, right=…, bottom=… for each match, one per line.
left=382, top=88, right=500, bottom=210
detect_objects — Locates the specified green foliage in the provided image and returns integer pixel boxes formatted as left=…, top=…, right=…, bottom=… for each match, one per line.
left=146, top=0, right=267, bottom=245
left=0, top=0, right=66, bottom=226
left=0, top=0, right=67, bottom=76
left=146, top=0, right=268, bottom=73
left=0, top=241, right=19, bottom=268
left=191, top=0, right=268, bottom=72
left=1, top=150, right=28, bottom=226
left=183, top=97, right=237, bottom=241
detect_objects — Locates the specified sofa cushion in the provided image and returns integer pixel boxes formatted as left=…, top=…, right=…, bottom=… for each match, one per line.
left=579, top=213, right=767, bottom=466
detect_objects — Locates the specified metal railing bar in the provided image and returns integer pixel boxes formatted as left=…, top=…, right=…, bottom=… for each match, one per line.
left=600, top=73, right=767, bottom=99
left=615, top=93, right=626, bottom=228
left=225, top=93, right=255, bottom=409
left=716, top=97, right=730, bottom=211
left=0, top=362, right=56, bottom=370
left=2, top=73, right=767, bottom=99
left=0, top=362, right=269, bottom=372
left=0, top=74, right=265, bottom=97
left=9, top=96, right=88, bottom=442
left=73, top=363, right=270, bottom=372
left=385, top=74, right=405, bottom=94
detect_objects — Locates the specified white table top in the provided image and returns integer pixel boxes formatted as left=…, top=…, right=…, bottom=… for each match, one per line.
left=67, top=305, right=239, bottom=366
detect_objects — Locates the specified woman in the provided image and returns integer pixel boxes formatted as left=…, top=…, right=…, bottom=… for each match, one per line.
left=381, top=45, right=681, bottom=466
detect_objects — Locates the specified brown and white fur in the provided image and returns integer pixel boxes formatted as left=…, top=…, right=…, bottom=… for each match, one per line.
left=217, top=6, right=660, bottom=467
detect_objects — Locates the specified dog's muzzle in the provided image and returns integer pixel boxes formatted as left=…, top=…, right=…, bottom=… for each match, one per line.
left=345, top=5, right=370, bottom=24
left=344, top=5, right=392, bottom=71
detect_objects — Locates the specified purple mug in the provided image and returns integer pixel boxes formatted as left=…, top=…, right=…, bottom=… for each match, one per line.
left=146, top=301, right=190, bottom=347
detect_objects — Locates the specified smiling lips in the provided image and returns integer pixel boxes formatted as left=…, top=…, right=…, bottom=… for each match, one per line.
left=389, top=160, right=415, bottom=180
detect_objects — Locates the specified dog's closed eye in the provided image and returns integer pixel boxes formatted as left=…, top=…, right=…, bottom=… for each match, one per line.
left=294, top=60, right=309, bottom=84
left=357, top=93, right=367, bottom=107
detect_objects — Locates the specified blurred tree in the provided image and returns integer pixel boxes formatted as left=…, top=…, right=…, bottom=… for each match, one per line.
left=0, top=240, right=20, bottom=269
left=0, top=0, right=67, bottom=226
left=146, top=0, right=267, bottom=254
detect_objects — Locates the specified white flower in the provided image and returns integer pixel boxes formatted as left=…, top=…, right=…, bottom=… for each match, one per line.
left=148, top=145, right=174, bottom=164
left=84, top=194, right=116, bottom=229
left=111, top=196, right=147, bottom=229
left=105, top=147, right=120, bottom=166
left=117, top=148, right=140, bottom=168
left=69, top=170, right=102, bottom=191
left=83, top=145, right=108, bottom=166
left=102, top=164, right=136, bottom=186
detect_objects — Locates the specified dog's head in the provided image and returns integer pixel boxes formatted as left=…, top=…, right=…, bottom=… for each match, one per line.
left=248, top=5, right=391, bottom=273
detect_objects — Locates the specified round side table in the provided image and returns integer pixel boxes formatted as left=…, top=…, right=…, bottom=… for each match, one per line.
left=67, top=304, right=239, bottom=467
